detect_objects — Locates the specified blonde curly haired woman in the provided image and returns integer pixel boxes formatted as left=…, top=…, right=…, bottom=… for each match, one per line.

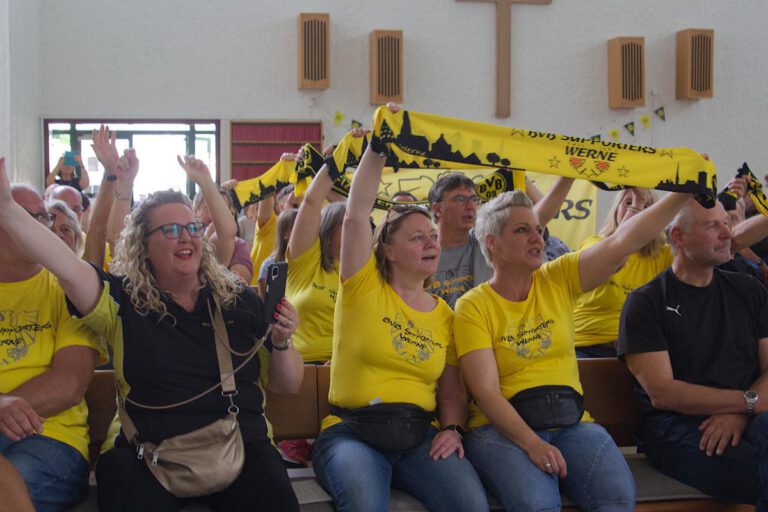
left=0, top=152, right=303, bottom=512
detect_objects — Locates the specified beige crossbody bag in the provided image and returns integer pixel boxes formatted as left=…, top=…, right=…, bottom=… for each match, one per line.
left=116, top=298, right=268, bottom=498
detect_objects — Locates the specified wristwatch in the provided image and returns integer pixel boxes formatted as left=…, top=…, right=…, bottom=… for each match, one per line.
left=744, top=390, right=759, bottom=416
left=440, top=424, right=465, bottom=439
left=272, top=336, right=292, bottom=352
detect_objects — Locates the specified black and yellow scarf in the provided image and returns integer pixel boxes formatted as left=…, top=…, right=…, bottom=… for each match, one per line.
left=369, top=107, right=719, bottom=207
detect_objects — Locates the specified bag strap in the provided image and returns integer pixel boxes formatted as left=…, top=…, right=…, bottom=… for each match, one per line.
left=117, top=295, right=269, bottom=443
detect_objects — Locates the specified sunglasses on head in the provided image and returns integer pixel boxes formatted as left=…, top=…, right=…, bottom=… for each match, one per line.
left=146, top=222, right=206, bottom=239
left=378, top=204, right=431, bottom=243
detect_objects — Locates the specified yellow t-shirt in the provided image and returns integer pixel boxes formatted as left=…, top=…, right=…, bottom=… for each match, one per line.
left=321, top=255, right=456, bottom=430
left=0, top=269, right=106, bottom=460
left=286, top=240, right=338, bottom=362
left=573, top=236, right=672, bottom=348
left=454, top=252, right=593, bottom=429
left=249, top=213, right=276, bottom=286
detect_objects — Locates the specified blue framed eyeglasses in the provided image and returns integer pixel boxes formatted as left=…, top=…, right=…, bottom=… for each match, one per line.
left=146, top=222, right=206, bottom=239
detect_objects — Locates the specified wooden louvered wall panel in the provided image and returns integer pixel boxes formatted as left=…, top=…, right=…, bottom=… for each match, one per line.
left=299, top=13, right=330, bottom=90
left=370, top=30, right=403, bottom=105
left=608, top=37, right=645, bottom=109
left=677, top=29, right=714, bottom=99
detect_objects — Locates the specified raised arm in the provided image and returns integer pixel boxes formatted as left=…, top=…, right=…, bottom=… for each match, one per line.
left=45, top=157, right=63, bottom=187
left=177, top=155, right=237, bottom=266
left=732, top=214, right=768, bottom=251
left=83, top=125, right=119, bottom=266
left=340, top=145, right=386, bottom=279
left=106, top=149, right=138, bottom=253
left=288, top=164, right=334, bottom=259
left=578, top=192, right=691, bottom=292
left=74, top=155, right=90, bottom=190
left=256, top=195, right=276, bottom=228
left=0, top=158, right=101, bottom=314
left=532, top=177, right=574, bottom=227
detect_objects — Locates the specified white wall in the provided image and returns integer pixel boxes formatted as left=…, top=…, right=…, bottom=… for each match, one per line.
left=9, top=0, right=41, bottom=188
left=0, top=1, right=11, bottom=170
left=17, top=0, right=768, bottom=222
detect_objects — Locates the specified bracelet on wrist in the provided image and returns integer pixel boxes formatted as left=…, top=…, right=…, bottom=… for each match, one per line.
left=440, top=424, right=465, bottom=439
left=104, top=174, right=118, bottom=182
left=113, top=189, right=132, bottom=202
left=272, top=336, right=292, bottom=351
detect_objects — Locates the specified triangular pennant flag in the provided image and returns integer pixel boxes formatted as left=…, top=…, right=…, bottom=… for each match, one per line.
left=624, top=122, right=635, bottom=136
left=654, top=107, right=666, bottom=121
left=639, top=115, right=651, bottom=128
left=350, top=119, right=362, bottom=129
left=608, top=128, right=620, bottom=142
left=333, top=111, right=346, bottom=127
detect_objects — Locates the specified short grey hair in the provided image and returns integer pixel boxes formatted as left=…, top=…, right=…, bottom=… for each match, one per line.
left=475, top=190, right=533, bottom=266
left=46, top=199, right=84, bottom=255
left=664, top=198, right=696, bottom=254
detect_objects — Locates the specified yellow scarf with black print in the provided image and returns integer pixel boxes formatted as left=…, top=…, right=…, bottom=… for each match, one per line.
left=369, top=107, right=719, bottom=207
left=232, top=158, right=298, bottom=209
left=323, top=131, right=526, bottom=210
left=727, top=163, right=768, bottom=217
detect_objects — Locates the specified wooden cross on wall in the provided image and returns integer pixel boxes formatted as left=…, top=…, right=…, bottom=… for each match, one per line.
left=458, top=0, right=551, bottom=118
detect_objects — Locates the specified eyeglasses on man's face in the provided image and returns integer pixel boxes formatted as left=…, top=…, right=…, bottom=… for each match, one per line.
left=146, top=222, right=206, bottom=239
left=444, top=194, right=481, bottom=206
left=27, top=210, right=55, bottom=227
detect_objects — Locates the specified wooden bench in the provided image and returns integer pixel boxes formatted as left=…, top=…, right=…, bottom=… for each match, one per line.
left=75, top=361, right=755, bottom=512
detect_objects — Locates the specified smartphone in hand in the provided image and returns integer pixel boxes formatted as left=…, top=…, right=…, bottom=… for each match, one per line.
left=262, top=262, right=287, bottom=324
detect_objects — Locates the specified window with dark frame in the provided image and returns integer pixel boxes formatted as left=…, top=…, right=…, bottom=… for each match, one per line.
left=44, top=119, right=220, bottom=200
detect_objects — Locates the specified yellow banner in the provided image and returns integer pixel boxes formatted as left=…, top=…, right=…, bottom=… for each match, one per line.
left=371, top=107, right=718, bottom=207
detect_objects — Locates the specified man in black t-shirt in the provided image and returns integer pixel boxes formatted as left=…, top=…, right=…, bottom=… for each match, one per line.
left=618, top=199, right=768, bottom=510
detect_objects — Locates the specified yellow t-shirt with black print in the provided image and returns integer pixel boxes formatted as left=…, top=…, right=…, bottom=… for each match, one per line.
left=250, top=213, right=276, bottom=286
left=321, top=254, right=456, bottom=430
left=454, top=252, right=593, bottom=429
left=286, top=239, right=338, bottom=362
left=573, top=236, right=672, bottom=348
left=0, top=269, right=106, bottom=460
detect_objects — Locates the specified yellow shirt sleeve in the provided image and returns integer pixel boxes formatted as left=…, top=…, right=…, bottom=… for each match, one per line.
left=250, top=213, right=277, bottom=286
left=286, top=239, right=339, bottom=362
left=573, top=239, right=672, bottom=347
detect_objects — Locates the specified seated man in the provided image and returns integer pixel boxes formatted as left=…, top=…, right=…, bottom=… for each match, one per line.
left=0, top=182, right=104, bottom=511
left=618, top=198, right=768, bottom=510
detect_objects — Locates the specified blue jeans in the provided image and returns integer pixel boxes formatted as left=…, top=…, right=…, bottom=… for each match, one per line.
left=465, top=422, right=635, bottom=512
left=313, top=423, right=488, bottom=512
left=640, top=412, right=768, bottom=511
left=0, top=433, right=89, bottom=512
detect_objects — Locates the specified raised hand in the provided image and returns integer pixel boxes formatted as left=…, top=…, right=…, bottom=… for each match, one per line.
left=176, top=155, right=213, bottom=186
left=115, top=148, right=139, bottom=183
left=91, top=125, right=120, bottom=174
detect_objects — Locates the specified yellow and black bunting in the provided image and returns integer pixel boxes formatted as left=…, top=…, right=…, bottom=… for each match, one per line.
left=370, top=107, right=718, bottom=207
